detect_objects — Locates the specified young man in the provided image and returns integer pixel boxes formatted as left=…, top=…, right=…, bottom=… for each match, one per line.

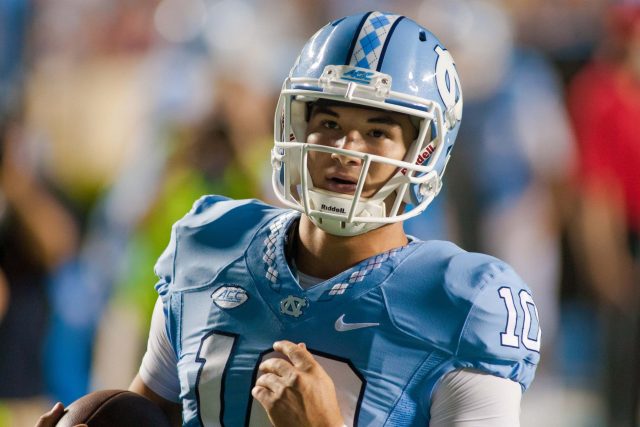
left=39, top=11, right=540, bottom=427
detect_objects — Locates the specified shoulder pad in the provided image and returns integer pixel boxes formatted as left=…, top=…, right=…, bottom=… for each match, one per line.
left=154, top=196, right=284, bottom=295
left=383, top=243, right=540, bottom=389
left=456, top=258, right=540, bottom=389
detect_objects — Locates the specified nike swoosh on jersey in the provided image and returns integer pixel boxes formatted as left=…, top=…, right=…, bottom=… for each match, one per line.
left=334, top=314, right=380, bottom=332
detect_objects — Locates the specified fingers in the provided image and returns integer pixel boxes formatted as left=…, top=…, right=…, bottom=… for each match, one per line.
left=254, top=341, right=316, bottom=396
left=258, top=354, right=301, bottom=390
left=273, top=340, right=314, bottom=370
left=35, top=402, right=65, bottom=427
left=251, top=384, right=274, bottom=408
left=259, top=356, right=294, bottom=377
left=255, top=372, right=286, bottom=395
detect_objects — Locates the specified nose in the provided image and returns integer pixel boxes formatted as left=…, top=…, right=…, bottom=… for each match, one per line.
left=331, top=130, right=363, bottom=166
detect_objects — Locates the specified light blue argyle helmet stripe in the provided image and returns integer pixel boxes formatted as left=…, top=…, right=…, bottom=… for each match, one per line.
left=348, top=12, right=402, bottom=70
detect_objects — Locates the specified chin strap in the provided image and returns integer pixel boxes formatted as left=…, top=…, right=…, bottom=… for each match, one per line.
left=306, top=188, right=387, bottom=236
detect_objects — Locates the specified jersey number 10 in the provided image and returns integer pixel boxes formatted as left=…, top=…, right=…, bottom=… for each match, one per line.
left=498, top=287, right=541, bottom=352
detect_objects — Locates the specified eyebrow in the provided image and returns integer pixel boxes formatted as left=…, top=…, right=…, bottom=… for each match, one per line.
left=367, top=115, right=401, bottom=126
left=312, top=106, right=402, bottom=126
left=311, top=106, right=339, bottom=118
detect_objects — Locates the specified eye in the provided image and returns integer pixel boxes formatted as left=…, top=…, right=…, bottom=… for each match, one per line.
left=321, top=120, right=340, bottom=130
left=368, top=129, right=388, bottom=139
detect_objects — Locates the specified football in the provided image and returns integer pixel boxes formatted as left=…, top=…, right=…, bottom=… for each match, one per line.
left=57, top=389, right=171, bottom=427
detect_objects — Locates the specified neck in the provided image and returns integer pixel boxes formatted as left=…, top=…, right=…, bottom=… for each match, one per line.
left=294, top=215, right=408, bottom=279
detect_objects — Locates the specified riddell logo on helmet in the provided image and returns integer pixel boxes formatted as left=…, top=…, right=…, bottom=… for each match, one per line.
left=321, top=204, right=346, bottom=214
left=401, top=144, right=435, bottom=174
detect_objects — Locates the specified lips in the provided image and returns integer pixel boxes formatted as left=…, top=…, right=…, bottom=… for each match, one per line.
left=325, top=173, right=359, bottom=194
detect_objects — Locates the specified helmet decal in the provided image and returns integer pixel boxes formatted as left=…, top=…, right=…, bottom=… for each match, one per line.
left=347, top=12, right=403, bottom=70
left=434, top=46, right=463, bottom=126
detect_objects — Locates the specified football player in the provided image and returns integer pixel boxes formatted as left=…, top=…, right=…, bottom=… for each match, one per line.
left=38, top=10, right=540, bottom=427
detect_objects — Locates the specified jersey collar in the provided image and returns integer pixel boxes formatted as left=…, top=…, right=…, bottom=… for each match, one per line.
left=246, top=211, right=418, bottom=325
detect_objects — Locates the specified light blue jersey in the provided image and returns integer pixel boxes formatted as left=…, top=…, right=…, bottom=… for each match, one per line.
left=155, top=196, right=540, bottom=426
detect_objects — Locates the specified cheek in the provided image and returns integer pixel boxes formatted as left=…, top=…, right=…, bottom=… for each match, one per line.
left=390, top=137, right=409, bottom=161
left=305, top=133, right=327, bottom=180
left=393, top=145, right=408, bottom=162
left=369, top=136, right=408, bottom=160
left=306, top=132, right=322, bottom=145
left=366, top=142, right=407, bottom=184
left=369, top=162, right=400, bottom=182
left=306, top=150, right=332, bottom=181
left=306, top=130, right=340, bottom=147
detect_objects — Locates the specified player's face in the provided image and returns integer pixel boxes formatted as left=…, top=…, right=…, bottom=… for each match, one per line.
left=305, top=104, right=417, bottom=198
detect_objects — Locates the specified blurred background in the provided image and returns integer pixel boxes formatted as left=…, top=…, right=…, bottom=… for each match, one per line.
left=0, top=0, right=639, bottom=426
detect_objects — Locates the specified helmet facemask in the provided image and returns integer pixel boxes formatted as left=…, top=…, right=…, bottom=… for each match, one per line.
left=271, top=65, right=450, bottom=236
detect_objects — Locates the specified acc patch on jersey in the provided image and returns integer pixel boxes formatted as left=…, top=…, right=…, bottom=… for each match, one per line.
left=211, top=285, right=248, bottom=309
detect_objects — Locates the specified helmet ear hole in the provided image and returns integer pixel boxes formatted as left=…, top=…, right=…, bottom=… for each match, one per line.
left=290, top=97, right=310, bottom=142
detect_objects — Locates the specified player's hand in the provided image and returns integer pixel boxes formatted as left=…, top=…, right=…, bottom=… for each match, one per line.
left=252, top=340, right=344, bottom=427
left=34, top=402, right=87, bottom=427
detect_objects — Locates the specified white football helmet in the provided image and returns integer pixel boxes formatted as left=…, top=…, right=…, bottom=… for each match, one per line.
left=272, top=11, right=463, bottom=236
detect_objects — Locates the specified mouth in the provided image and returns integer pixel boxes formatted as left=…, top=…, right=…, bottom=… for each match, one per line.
left=324, top=174, right=359, bottom=194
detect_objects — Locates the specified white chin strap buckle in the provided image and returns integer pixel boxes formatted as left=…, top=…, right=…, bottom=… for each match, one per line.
left=306, top=189, right=386, bottom=237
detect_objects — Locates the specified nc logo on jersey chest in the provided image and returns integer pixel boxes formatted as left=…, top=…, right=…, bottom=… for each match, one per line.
left=211, top=285, right=248, bottom=309
left=280, top=295, right=307, bottom=317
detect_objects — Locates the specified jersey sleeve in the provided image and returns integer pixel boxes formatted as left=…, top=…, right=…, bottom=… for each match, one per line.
left=138, top=297, right=181, bottom=402
left=455, top=260, right=540, bottom=390
left=430, top=369, right=522, bottom=427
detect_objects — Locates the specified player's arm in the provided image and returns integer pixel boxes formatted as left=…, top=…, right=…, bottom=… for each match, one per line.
left=130, top=297, right=183, bottom=426
left=429, top=369, right=522, bottom=427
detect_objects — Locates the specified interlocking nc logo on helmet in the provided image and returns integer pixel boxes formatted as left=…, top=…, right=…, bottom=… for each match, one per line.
left=280, top=295, right=307, bottom=317
left=434, top=46, right=463, bottom=128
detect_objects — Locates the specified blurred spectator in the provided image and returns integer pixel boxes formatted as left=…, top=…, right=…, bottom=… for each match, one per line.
left=0, top=0, right=30, bottom=331
left=22, top=0, right=161, bottom=406
left=567, top=2, right=640, bottom=425
left=0, top=120, right=80, bottom=425
left=504, top=0, right=606, bottom=84
left=0, top=0, right=82, bottom=425
left=86, top=0, right=283, bottom=387
left=25, top=0, right=157, bottom=211
left=91, top=109, right=267, bottom=390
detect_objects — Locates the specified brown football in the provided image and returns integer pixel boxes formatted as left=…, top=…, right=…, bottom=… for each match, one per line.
left=57, top=389, right=172, bottom=427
